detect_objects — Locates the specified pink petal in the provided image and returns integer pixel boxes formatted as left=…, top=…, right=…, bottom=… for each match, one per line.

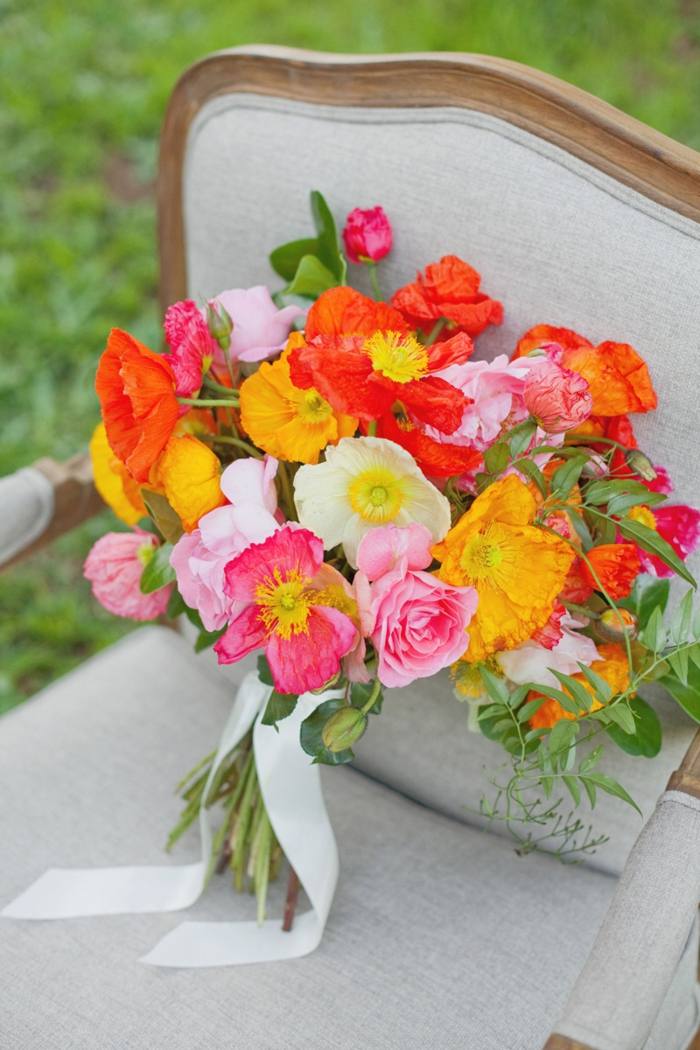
left=266, top=606, right=357, bottom=694
left=214, top=604, right=266, bottom=664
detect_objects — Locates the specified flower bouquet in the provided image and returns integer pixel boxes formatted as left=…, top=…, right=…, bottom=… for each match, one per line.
left=85, top=191, right=700, bottom=933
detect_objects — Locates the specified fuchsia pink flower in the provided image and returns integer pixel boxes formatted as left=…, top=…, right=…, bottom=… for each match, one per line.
left=163, top=299, right=217, bottom=398
left=84, top=530, right=172, bottom=620
left=342, top=206, right=393, bottom=264
left=523, top=356, right=593, bottom=433
left=215, top=525, right=358, bottom=695
left=170, top=456, right=280, bottom=631
left=212, top=286, right=305, bottom=364
left=628, top=503, right=700, bottom=578
left=355, top=523, right=478, bottom=689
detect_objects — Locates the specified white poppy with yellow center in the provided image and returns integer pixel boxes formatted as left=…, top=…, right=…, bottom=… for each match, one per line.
left=293, top=436, right=451, bottom=567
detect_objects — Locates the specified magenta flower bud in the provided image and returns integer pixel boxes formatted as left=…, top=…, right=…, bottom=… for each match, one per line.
left=342, top=206, right=393, bottom=265
left=524, top=358, right=593, bottom=433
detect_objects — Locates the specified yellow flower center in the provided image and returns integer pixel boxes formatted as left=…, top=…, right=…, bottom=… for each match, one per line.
left=255, top=569, right=314, bottom=640
left=460, top=530, right=505, bottom=579
left=363, top=330, right=429, bottom=384
left=628, top=504, right=657, bottom=531
left=348, top=466, right=406, bottom=523
left=295, top=387, right=333, bottom=425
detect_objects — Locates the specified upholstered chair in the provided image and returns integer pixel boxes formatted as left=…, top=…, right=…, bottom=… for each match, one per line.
left=2, top=48, right=700, bottom=1050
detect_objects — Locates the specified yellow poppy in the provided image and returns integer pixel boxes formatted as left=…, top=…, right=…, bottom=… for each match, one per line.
left=239, top=346, right=357, bottom=464
left=154, top=434, right=225, bottom=531
left=89, top=422, right=146, bottom=526
left=433, top=474, right=575, bottom=663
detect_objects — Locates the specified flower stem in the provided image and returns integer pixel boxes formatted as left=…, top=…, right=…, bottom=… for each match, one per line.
left=423, top=317, right=447, bottom=347
left=366, top=261, right=383, bottom=301
left=361, top=678, right=382, bottom=715
left=178, top=396, right=239, bottom=408
left=211, top=434, right=262, bottom=458
left=282, top=867, right=301, bottom=932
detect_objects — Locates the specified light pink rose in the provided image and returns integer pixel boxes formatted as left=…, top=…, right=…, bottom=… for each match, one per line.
left=431, top=354, right=531, bottom=451
left=356, top=524, right=478, bottom=689
left=342, top=206, right=393, bottom=264
left=84, top=530, right=172, bottom=620
left=170, top=456, right=280, bottom=631
left=211, top=286, right=305, bottom=364
left=524, top=357, right=592, bottom=432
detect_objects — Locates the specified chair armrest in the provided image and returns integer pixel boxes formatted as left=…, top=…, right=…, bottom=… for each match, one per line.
left=544, top=730, right=700, bottom=1050
left=0, top=454, right=103, bottom=571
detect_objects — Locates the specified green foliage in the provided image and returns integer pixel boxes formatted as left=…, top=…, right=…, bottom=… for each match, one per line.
left=269, top=190, right=347, bottom=299
left=139, top=542, right=175, bottom=593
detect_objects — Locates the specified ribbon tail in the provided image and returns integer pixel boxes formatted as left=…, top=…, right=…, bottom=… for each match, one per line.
left=1, top=671, right=268, bottom=921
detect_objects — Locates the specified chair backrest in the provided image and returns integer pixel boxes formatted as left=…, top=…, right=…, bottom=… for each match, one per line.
left=161, top=47, right=700, bottom=875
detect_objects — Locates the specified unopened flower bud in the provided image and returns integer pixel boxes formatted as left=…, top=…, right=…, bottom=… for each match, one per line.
left=598, top=608, right=638, bottom=642
left=206, top=301, right=234, bottom=349
left=625, top=448, right=657, bottom=482
left=321, top=707, right=367, bottom=753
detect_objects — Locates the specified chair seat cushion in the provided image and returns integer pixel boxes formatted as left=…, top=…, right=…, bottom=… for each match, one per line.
left=0, top=626, right=696, bottom=1050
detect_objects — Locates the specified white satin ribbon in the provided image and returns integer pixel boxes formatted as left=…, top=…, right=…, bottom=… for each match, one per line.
left=2, top=672, right=340, bottom=968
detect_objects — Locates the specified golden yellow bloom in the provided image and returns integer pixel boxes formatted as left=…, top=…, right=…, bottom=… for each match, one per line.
left=529, top=643, right=631, bottom=729
left=239, top=348, right=357, bottom=464
left=89, top=422, right=146, bottom=526
left=433, top=474, right=575, bottom=662
left=154, top=434, right=225, bottom=531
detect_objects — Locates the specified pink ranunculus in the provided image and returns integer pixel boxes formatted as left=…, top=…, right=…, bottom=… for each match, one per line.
left=211, top=286, right=305, bottom=364
left=355, top=524, right=478, bottom=689
left=496, top=613, right=599, bottom=688
left=83, top=530, right=173, bottom=620
left=215, top=525, right=357, bottom=695
left=432, top=354, right=532, bottom=451
left=636, top=504, right=700, bottom=578
left=170, top=456, right=280, bottom=631
left=163, top=299, right=218, bottom=398
left=342, top=206, right=393, bottom=264
left=524, top=357, right=593, bottom=433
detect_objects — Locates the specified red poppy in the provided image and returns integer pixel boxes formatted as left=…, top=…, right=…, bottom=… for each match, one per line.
left=95, top=328, right=179, bottom=482
left=391, top=255, right=503, bottom=338
left=374, top=408, right=482, bottom=478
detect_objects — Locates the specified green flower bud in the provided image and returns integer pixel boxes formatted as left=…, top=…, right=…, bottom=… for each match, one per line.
left=625, top=448, right=657, bottom=482
left=321, top=707, right=367, bottom=753
left=206, top=301, right=234, bottom=349
left=598, top=608, right=638, bottom=642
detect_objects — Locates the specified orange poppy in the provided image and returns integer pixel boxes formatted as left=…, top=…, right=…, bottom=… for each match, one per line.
left=583, top=543, right=642, bottom=599
left=305, top=286, right=409, bottom=341
left=391, top=255, right=503, bottom=338
left=513, top=324, right=656, bottom=416
left=96, top=328, right=180, bottom=482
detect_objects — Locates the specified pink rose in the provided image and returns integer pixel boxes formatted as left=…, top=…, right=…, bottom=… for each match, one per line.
left=356, top=524, right=477, bottom=689
left=524, top=357, right=593, bottom=432
left=342, top=206, right=393, bottom=264
left=170, top=456, right=280, bottom=631
left=83, top=530, right=173, bottom=620
left=433, top=355, right=531, bottom=451
left=211, top=286, right=305, bottom=364
left=163, top=299, right=217, bottom=398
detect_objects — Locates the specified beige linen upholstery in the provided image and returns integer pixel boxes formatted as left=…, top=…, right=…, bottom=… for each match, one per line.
left=1, top=627, right=697, bottom=1050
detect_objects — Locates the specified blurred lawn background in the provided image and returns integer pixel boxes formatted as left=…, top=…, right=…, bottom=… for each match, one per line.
left=1, top=0, right=699, bottom=713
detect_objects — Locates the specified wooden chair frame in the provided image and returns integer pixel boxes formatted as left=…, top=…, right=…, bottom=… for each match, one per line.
left=5, top=47, right=700, bottom=1050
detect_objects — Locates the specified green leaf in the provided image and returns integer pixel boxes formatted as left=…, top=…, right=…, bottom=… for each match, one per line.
left=667, top=647, right=690, bottom=686
left=478, top=666, right=510, bottom=705
left=640, top=606, right=666, bottom=653
left=584, top=478, right=651, bottom=505
left=565, top=507, right=593, bottom=549
left=269, top=237, right=319, bottom=280
left=562, top=774, right=581, bottom=806
left=508, top=419, right=537, bottom=457
left=669, top=589, right=694, bottom=646
left=582, top=778, right=597, bottom=807
left=551, top=456, right=587, bottom=499
left=606, top=490, right=666, bottom=517
left=166, top=588, right=187, bottom=619
left=516, top=458, right=546, bottom=496
left=578, top=745, right=603, bottom=774
left=576, top=662, right=613, bottom=703
left=141, top=489, right=183, bottom=544
left=261, top=691, right=298, bottom=728
left=300, top=698, right=355, bottom=765
left=606, top=697, right=661, bottom=757
left=547, top=717, right=578, bottom=759
left=583, top=773, right=641, bottom=814
left=310, top=190, right=347, bottom=282
left=350, top=681, right=384, bottom=716
left=286, top=254, right=337, bottom=298
left=632, top=576, right=670, bottom=628
left=551, top=670, right=594, bottom=713
left=618, top=517, right=696, bottom=587
left=483, top=441, right=509, bottom=475
left=194, top=626, right=225, bottom=653
left=139, top=542, right=175, bottom=593
left=517, top=697, right=547, bottom=723
left=605, top=702, right=636, bottom=734
left=659, top=663, right=700, bottom=723
left=535, top=683, right=584, bottom=716
left=256, top=654, right=274, bottom=687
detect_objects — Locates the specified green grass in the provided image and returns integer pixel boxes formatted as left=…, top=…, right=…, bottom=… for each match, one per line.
left=1, top=0, right=699, bottom=712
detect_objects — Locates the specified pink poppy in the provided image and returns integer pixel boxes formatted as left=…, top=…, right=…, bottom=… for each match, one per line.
left=215, top=525, right=357, bottom=695
left=84, top=530, right=172, bottom=620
